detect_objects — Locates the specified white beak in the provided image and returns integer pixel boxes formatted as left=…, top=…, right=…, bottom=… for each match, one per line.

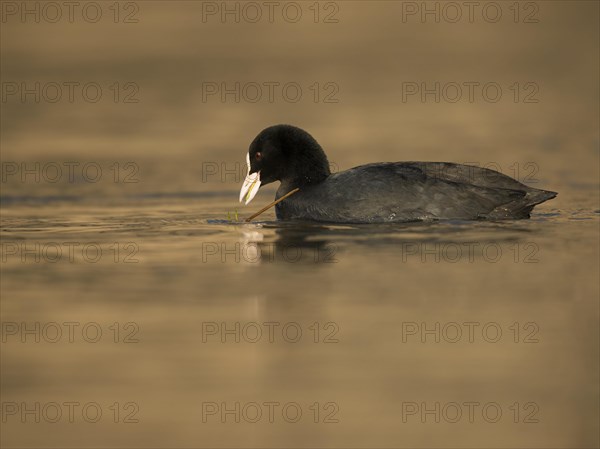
left=239, top=153, right=261, bottom=205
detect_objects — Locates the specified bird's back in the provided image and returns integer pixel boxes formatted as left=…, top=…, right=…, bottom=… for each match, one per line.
left=275, top=162, right=556, bottom=223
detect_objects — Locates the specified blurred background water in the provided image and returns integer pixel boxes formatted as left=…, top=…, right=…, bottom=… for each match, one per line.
left=1, top=1, right=598, bottom=447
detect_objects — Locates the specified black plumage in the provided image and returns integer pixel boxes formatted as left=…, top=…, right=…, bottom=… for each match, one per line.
left=242, top=125, right=557, bottom=223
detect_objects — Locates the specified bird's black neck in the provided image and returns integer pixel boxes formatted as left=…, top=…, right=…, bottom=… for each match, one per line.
left=283, top=144, right=331, bottom=189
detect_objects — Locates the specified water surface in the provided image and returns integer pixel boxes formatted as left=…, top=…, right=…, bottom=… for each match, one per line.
left=1, top=1, right=599, bottom=447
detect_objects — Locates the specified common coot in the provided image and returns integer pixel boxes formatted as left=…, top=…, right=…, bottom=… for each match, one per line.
left=239, top=125, right=557, bottom=223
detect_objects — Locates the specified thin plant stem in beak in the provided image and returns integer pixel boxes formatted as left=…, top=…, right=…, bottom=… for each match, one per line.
left=245, top=188, right=300, bottom=222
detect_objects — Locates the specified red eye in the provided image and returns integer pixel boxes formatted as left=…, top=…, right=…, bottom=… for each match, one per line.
left=255, top=152, right=262, bottom=161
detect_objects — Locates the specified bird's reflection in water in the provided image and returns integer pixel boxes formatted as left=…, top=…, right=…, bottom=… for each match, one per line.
left=240, top=224, right=338, bottom=265
left=239, top=219, right=539, bottom=266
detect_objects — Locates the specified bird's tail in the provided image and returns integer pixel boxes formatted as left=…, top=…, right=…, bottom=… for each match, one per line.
left=488, top=188, right=557, bottom=219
